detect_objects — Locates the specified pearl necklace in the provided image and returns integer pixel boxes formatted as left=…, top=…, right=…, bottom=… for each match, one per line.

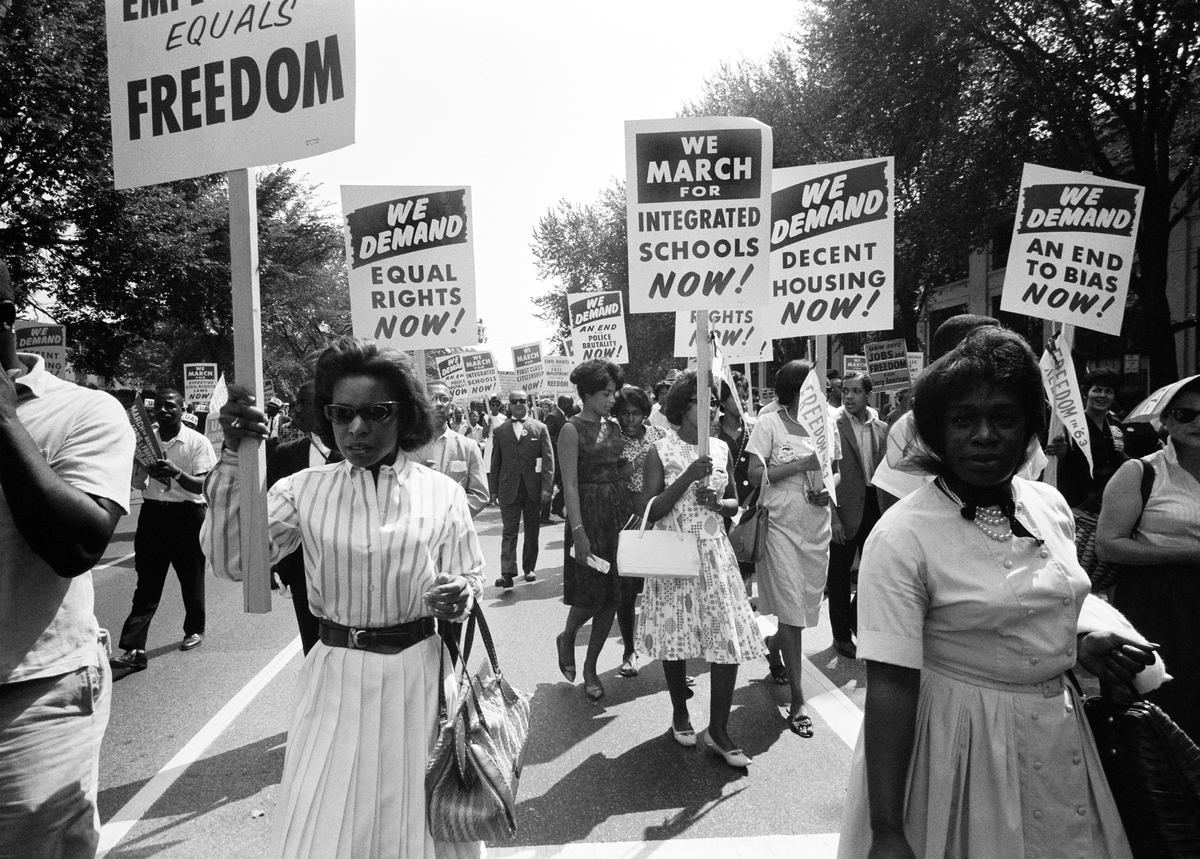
left=936, top=478, right=1018, bottom=542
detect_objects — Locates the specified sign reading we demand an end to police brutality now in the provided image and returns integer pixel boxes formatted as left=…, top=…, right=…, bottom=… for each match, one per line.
left=568, top=291, right=628, bottom=362
left=105, top=1, right=355, bottom=190
left=625, top=117, right=772, bottom=313
left=769, top=158, right=894, bottom=337
left=342, top=186, right=477, bottom=350
left=1001, top=164, right=1143, bottom=336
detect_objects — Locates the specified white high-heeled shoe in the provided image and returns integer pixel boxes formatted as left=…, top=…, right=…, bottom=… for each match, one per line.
left=698, top=728, right=752, bottom=768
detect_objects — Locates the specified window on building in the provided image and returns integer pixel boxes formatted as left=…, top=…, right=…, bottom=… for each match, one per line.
left=990, top=296, right=1044, bottom=354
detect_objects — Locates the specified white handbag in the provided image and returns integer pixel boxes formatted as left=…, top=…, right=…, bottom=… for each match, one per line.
left=617, top=497, right=701, bottom=579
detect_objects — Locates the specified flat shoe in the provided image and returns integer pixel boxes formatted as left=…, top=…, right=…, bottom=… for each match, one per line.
left=180, top=633, right=204, bottom=651
left=671, top=724, right=697, bottom=747
left=555, top=632, right=576, bottom=683
left=787, top=712, right=815, bottom=739
left=110, top=649, right=147, bottom=671
left=698, top=728, right=752, bottom=768
left=768, top=663, right=788, bottom=685
left=834, top=639, right=858, bottom=660
left=618, top=654, right=639, bottom=678
left=584, top=679, right=605, bottom=701
left=524, top=572, right=537, bottom=582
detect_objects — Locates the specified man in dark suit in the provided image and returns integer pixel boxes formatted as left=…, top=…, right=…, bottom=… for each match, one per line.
left=490, top=388, right=554, bottom=588
left=267, top=381, right=339, bottom=655
left=828, top=371, right=888, bottom=659
left=541, top=394, right=571, bottom=522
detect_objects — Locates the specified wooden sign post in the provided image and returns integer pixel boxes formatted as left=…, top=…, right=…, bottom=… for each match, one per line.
left=695, top=311, right=711, bottom=460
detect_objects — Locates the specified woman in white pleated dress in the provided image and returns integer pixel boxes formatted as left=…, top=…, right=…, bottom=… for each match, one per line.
left=205, top=337, right=484, bottom=859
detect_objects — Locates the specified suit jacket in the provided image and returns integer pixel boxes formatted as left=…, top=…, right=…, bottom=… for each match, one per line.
left=545, top=407, right=567, bottom=444
left=407, top=428, right=489, bottom=517
left=489, top=417, right=554, bottom=506
left=834, top=408, right=888, bottom=539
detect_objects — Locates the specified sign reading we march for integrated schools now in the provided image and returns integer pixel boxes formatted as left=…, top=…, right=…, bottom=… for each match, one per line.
left=342, top=186, right=477, bottom=350
left=568, top=291, right=628, bottom=362
left=1001, top=164, right=1143, bottom=336
left=625, top=117, right=773, bottom=313
left=769, top=159, right=894, bottom=338
left=105, top=2, right=355, bottom=190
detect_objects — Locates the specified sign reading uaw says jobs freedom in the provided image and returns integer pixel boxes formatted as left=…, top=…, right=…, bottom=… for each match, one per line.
left=342, top=186, right=477, bottom=350
left=1001, top=164, right=1143, bottom=336
left=105, top=1, right=355, bottom=190
left=769, top=159, right=895, bottom=337
left=625, top=117, right=772, bottom=313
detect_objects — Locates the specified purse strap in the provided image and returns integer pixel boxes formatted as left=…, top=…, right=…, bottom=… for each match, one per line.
left=640, top=494, right=685, bottom=536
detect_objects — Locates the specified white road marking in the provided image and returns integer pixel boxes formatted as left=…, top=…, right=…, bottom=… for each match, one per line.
left=92, top=552, right=136, bottom=572
left=96, top=636, right=302, bottom=858
left=490, top=833, right=840, bottom=858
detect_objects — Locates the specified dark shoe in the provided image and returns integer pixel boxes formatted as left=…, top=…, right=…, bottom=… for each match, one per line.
left=180, top=633, right=204, bottom=651
left=768, top=663, right=788, bottom=685
left=495, top=576, right=514, bottom=589
left=585, top=679, right=605, bottom=701
left=111, top=649, right=147, bottom=671
left=556, top=632, right=576, bottom=683
left=523, top=572, right=537, bottom=582
left=540, top=517, right=554, bottom=524
left=834, top=639, right=858, bottom=660
left=787, top=712, right=815, bottom=739
left=618, top=653, right=639, bottom=678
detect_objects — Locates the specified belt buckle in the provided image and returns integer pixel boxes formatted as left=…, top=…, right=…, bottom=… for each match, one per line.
left=348, top=628, right=367, bottom=649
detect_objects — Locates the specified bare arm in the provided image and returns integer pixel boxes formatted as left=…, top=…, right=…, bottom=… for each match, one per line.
left=1096, top=459, right=1198, bottom=565
left=558, top=423, right=591, bottom=560
left=863, top=661, right=920, bottom=859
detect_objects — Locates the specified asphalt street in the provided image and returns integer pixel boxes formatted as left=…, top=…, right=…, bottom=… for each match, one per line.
left=91, top=495, right=866, bottom=858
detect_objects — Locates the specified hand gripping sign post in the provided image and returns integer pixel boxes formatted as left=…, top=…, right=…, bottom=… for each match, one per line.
left=568, top=291, right=628, bottom=362
left=626, top=116, right=773, bottom=458
left=105, top=2, right=356, bottom=613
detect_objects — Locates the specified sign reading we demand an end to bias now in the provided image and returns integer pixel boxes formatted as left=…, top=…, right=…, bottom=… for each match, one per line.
left=105, top=1, right=355, bottom=190
left=1001, top=164, right=1143, bottom=336
left=342, top=186, right=477, bottom=350
left=769, top=158, right=894, bottom=338
left=625, top=117, right=773, bottom=313
left=567, top=291, right=628, bottom=362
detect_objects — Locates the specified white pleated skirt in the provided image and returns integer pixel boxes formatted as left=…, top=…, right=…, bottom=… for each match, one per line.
left=269, top=635, right=482, bottom=859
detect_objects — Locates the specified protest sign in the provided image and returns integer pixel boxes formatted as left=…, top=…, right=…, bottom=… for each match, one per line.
left=541, top=356, right=574, bottom=398
left=907, top=352, right=925, bottom=382
left=105, top=2, right=355, bottom=190
left=1001, top=164, right=1143, bottom=336
left=568, top=291, right=628, bottom=362
left=434, top=353, right=469, bottom=402
left=512, top=342, right=545, bottom=392
left=205, top=373, right=229, bottom=450
left=625, top=117, right=773, bottom=313
left=342, top=185, right=476, bottom=350
left=843, top=355, right=868, bottom=376
left=769, top=159, right=895, bottom=338
left=674, top=308, right=770, bottom=361
left=795, top=369, right=837, bottom=505
left=14, top=322, right=68, bottom=379
left=460, top=350, right=499, bottom=400
left=865, top=339, right=911, bottom=390
left=127, top=399, right=163, bottom=469
left=1040, top=330, right=1093, bottom=476
left=184, top=363, right=219, bottom=409
left=495, top=370, right=519, bottom=397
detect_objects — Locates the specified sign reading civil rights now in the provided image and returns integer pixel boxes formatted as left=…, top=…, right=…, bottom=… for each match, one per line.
left=625, top=117, right=773, bottom=313
left=342, top=186, right=477, bottom=350
left=1001, top=164, right=1143, bottom=336
left=568, top=291, right=628, bottom=362
left=673, top=309, right=770, bottom=362
left=105, top=1, right=356, bottom=190
left=769, top=159, right=894, bottom=338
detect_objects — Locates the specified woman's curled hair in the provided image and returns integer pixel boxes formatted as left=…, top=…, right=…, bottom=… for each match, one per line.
left=570, top=358, right=623, bottom=399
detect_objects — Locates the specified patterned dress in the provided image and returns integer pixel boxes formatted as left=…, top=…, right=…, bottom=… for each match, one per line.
left=621, top=423, right=668, bottom=499
left=636, top=432, right=766, bottom=663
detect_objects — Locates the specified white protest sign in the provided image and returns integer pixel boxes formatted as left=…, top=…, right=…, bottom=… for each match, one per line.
left=183, top=363, right=218, bottom=408
left=342, top=186, right=476, bottom=350
left=1040, top=331, right=1093, bottom=476
left=907, top=352, right=925, bottom=382
left=205, top=373, right=229, bottom=450
left=14, top=322, right=68, bottom=379
left=795, top=369, right=837, bottom=505
left=434, top=353, right=469, bottom=403
left=568, top=291, right=628, bottom=362
left=495, top=370, right=519, bottom=397
left=769, top=159, right=894, bottom=337
left=541, top=355, right=574, bottom=398
left=105, top=2, right=355, bottom=191
left=461, top=350, right=499, bottom=400
left=625, top=117, right=772, bottom=313
left=865, top=339, right=911, bottom=391
left=1001, top=164, right=1143, bottom=336
left=674, top=308, right=770, bottom=361
left=512, top=343, right=544, bottom=392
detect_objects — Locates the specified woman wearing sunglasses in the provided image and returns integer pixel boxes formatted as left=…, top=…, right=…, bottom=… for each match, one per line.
left=203, top=337, right=484, bottom=859
left=1097, top=373, right=1200, bottom=742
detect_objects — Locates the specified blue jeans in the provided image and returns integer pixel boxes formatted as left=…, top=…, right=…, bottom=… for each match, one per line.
left=0, top=642, right=111, bottom=859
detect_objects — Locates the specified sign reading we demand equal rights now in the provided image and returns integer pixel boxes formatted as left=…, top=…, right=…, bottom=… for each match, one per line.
left=342, top=186, right=477, bottom=350
left=625, top=117, right=773, bottom=313
left=105, top=2, right=355, bottom=190
left=1001, top=164, right=1143, bottom=337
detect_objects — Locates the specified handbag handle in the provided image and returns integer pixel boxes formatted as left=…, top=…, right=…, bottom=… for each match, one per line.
left=638, top=495, right=686, bottom=538
left=436, top=603, right=508, bottom=726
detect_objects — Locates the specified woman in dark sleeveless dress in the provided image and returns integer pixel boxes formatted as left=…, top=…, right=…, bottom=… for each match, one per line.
left=555, top=359, right=633, bottom=701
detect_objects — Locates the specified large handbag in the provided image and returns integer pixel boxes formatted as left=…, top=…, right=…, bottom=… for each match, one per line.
left=426, top=604, right=530, bottom=842
left=728, top=462, right=769, bottom=565
left=617, top=496, right=701, bottom=578
left=1073, top=675, right=1200, bottom=858
left=1072, top=458, right=1155, bottom=592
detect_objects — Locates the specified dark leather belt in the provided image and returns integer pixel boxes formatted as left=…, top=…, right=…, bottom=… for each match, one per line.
left=142, top=498, right=204, bottom=507
left=318, top=617, right=436, bottom=654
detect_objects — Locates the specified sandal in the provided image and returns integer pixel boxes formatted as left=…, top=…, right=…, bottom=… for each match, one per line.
left=787, top=712, right=814, bottom=739
left=768, top=663, right=788, bottom=685
left=618, top=653, right=639, bottom=678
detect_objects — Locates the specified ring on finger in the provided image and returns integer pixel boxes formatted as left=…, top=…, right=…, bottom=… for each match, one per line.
left=232, top=417, right=241, bottom=429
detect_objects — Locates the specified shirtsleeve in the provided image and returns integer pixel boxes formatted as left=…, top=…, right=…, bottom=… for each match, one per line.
left=856, top=517, right=929, bottom=669
left=54, top=392, right=135, bottom=514
left=201, top=450, right=302, bottom=581
left=437, top=486, right=485, bottom=598
left=746, top=412, right=777, bottom=470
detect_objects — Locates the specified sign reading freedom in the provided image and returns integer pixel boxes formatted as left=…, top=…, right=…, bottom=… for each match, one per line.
left=105, top=1, right=356, bottom=189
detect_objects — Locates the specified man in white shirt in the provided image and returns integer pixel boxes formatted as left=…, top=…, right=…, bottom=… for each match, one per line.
left=408, top=382, right=489, bottom=517
left=111, top=388, right=216, bottom=670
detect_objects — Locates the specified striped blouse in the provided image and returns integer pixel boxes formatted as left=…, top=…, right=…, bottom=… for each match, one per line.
left=202, top=451, right=484, bottom=627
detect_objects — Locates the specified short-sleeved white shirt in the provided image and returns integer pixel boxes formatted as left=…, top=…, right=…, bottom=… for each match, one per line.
left=0, top=355, right=134, bottom=683
left=140, top=423, right=215, bottom=503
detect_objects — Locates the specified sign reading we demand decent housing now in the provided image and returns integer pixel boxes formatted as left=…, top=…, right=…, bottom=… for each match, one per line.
left=1001, top=164, right=1143, bottom=337
left=105, top=1, right=355, bottom=190
left=342, top=186, right=477, bottom=350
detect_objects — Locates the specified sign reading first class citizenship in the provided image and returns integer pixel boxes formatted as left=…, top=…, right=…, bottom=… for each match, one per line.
left=105, top=1, right=356, bottom=190
left=625, top=117, right=773, bottom=313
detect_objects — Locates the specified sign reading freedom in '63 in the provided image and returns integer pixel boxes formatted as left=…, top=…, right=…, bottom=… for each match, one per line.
left=342, top=186, right=477, bottom=350
left=625, top=117, right=772, bottom=313
left=105, top=1, right=355, bottom=190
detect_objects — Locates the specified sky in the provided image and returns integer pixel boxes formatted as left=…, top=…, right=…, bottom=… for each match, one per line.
left=293, top=2, right=804, bottom=370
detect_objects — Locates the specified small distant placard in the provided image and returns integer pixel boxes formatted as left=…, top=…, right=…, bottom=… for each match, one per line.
left=14, top=322, right=68, bottom=379
left=865, top=339, right=911, bottom=390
